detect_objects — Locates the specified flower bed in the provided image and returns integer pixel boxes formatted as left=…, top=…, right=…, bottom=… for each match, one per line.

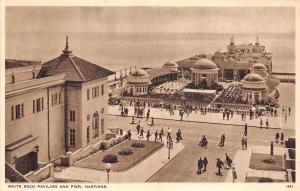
left=102, top=154, right=118, bottom=163
left=131, top=142, right=145, bottom=148
left=118, top=148, right=133, bottom=155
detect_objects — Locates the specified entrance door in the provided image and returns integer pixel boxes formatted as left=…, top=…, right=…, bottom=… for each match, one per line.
left=15, top=152, right=37, bottom=175
left=239, top=70, right=246, bottom=80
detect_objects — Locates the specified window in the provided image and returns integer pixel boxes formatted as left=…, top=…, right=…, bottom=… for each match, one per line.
left=87, top=89, right=90, bottom=100
left=33, top=97, right=44, bottom=113
left=70, top=129, right=76, bottom=146
left=11, top=103, right=24, bottom=120
left=51, top=92, right=61, bottom=106
left=70, top=110, right=75, bottom=122
left=101, top=118, right=105, bottom=135
left=91, top=86, right=100, bottom=99
left=87, top=126, right=90, bottom=143
left=101, top=84, right=104, bottom=95
left=92, top=112, right=99, bottom=138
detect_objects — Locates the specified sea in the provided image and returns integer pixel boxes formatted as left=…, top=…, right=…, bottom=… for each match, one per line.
left=5, top=32, right=295, bottom=73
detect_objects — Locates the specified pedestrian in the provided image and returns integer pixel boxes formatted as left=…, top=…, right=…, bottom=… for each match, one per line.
left=203, top=156, right=208, bottom=172
left=244, top=123, right=248, bottom=136
left=139, top=127, right=144, bottom=138
left=223, top=111, right=225, bottom=120
left=260, top=118, right=263, bottom=128
left=197, top=157, right=203, bottom=174
left=136, top=124, right=141, bottom=135
left=219, top=134, right=224, bottom=147
left=227, top=112, right=230, bottom=120
left=232, top=167, right=238, bottom=182
left=154, top=130, right=158, bottom=142
left=288, top=107, right=291, bottom=115
left=222, top=134, right=225, bottom=146
left=266, top=119, right=269, bottom=128
left=241, top=137, right=245, bottom=149
left=270, top=141, right=274, bottom=155
left=280, top=131, right=284, bottom=144
left=216, top=158, right=223, bottom=176
left=275, top=132, right=280, bottom=143
left=127, top=130, right=132, bottom=141
left=176, top=129, right=183, bottom=143
left=245, top=137, right=248, bottom=149
left=225, top=153, right=232, bottom=168
left=158, top=130, right=163, bottom=142
left=146, top=109, right=150, bottom=121
left=146, top=129, right=151, bottom=141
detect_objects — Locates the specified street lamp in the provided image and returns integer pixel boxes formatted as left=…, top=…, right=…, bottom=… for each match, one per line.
left=167, top=129, right=172, bottom=159
left=105, top=163, right=111, bottom=183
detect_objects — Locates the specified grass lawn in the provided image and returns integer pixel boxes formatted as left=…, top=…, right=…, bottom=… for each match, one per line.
left=249, top=153, right=284, bottom=171
left=245, top=176, right=284, bottom=182
left=74, top=140, right=163, bottom=171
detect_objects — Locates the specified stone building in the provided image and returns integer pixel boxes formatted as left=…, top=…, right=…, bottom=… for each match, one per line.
left=5, top=37, right=114, bottom=175
left=125, top=69, right=150, bottom=96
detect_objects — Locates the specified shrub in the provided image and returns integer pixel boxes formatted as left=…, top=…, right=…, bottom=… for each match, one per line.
left=131, top=142, right=145, bottom=148
left=102, top=154, right=118, bottom=163
left=258, top=177, right=273, bottom=182
left=118, top=148, right=133, bottom=155
left=100, top=142, right=108, bottom=150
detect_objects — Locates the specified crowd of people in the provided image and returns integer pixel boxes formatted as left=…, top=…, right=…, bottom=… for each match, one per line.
left=214, top=84, right=248, bottom=105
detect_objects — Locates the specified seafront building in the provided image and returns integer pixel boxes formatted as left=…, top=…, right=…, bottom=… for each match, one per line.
left=5, top=37, right=114, bottom=175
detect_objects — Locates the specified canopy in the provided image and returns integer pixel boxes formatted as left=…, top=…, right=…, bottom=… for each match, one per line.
left=183, top=88, right=216, bottom=94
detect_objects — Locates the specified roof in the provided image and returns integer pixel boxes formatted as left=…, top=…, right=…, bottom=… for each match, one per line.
left=242, top=73, right=264, bottom=82
left=5, top=59, right=41, bottom=69
left=163, top=61, right=178, bottom=67
left=145, top=67, right=177, bottom=80
left=252, top=63, right=267, bottom=70
left=193, top=59, right=218, bottom=70
left=37, top=37, right=114, bottom=82
left=183, top=88, right=216, bottom=94
left=130, top=69, right=149, bottom=77
left=176, top=58, right=198, bottom=69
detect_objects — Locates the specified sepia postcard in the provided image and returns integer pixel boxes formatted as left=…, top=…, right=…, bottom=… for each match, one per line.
left=0, top=0, right=299, bottom=191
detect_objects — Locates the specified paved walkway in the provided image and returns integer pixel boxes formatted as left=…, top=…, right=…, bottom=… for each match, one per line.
left=225, top=146, right=288, bottom=182
left=53, top=135, right=184, bottom=182
left=108, top=105, right=294, bottom=130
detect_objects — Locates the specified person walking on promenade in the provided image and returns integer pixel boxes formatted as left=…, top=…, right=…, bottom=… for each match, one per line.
left=219, top=134, right=225, bottom=147
left=154, top=130, right=158, bottom=142
left=225, top=153, right=232, bottom=168
left=280, top=131, right=284, bottom=145
left=245, top=136, right=248, bottom=149
left=260, top=118, right=263, bottom=128
left=216, top=158, right=223, bottom=176
left=226, top=112, right=230, bottom=120
left=139, top=127, right=144, bottom=138
left=203, top=156, right=208, bottom=172
left=244, top=123, right=248, bottom=136
left=288, top=107, right=291, bottom=115
left=146, top=129, right=151, bottom=141
left=159, top=129, right=163, bottom=142
left=241, top=137, right=245, bottom=149
left=232, top=167, right=238, bottom=182
left=197, top=157, right=203, bottom=174
left=136, top=123, right=141, bottom=135
left=266, top=119, right=269, bottom=128
left=223, top=111, right=225, bottom=120
left=127, top=130, right=132, bottom=141
left=275, top=132, right=280, bottom=143
left=146, top=109, right=150, bottom=121
left=176, top=129, right=183, bottom=143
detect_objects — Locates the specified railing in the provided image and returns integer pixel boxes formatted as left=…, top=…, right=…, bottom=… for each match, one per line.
left=24, top=163, right=54, bottom=182
left=271, top=72, right=295, bottom=83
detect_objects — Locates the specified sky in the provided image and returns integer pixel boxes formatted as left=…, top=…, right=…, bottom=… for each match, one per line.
left=6, top=6, right=295, bottom=34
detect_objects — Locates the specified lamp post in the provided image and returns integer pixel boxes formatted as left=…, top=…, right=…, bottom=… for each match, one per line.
left=167, top=129, right=172, bottom=159
left=33, top=145, right=39, bottom=170
left=105, top=163, right=111, bottom=183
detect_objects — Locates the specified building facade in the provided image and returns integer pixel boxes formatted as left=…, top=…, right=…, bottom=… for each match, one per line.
left=5, top=37, right=114, bottom=175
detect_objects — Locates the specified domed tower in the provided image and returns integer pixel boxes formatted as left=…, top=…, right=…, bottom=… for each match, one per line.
left=241, top=73, right=267, bottom=104
left=190, top=59, right=219, bottom=88
left=126, top=69, right=150, bottom=96
left=251, top=63, right=268, bottom=79
left=163, top=61, right=179, bottom=72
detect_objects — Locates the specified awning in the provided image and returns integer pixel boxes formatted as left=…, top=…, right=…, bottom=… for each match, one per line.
left=183, top=88, right=216, bottom=94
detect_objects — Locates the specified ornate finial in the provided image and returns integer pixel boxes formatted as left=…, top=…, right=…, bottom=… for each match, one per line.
left=255, top=36, right=259, bottom=45
left=230, top=36, right=234, bottom=45
left=62, top=35, right=72, bottom=55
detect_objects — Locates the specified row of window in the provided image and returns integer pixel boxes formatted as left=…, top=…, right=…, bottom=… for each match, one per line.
left=11, top=92, right=63, bottom=121
left=86, top=85, right=105, bottom=100
left=136, top=85, right=147, bottom=93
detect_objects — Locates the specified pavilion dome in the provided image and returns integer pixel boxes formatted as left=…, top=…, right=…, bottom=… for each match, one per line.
left=130, top=69, right=149, bottom=77
left=242, top=73, right=264, bottom=82
left=193, top=59, right=218, bottom=70
left=163, top=61, right=178, bottom=68
left=252, top=63, right=267, bottom=71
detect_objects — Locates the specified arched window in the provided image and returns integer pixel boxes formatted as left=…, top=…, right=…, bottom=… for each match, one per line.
left=92, top=111, right=99, bottom=138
